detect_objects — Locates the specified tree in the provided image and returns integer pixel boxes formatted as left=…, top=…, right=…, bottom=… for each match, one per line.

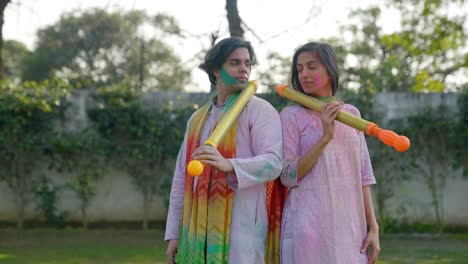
left=88, top=87, right=192, bottom=230
left=403, top=107, right=459, bottom=232
left=255, top=51, right=291, bottom=110
left=50, top=129, right=105, bottom=229
left=454, top=87, right=468, bottom=175
left=257, top=52, right=290, bottom=91
left=385, top=0, right=467, bottom=92
left=0, top=79, right=69, bottom=229
left=338, top=7, right=419, bottom=93
left=22, top=8, right=190, bottom=91
left=0, top=0, right=11, bottom=80
left=3, top=40, right=29, bottom=83
left=338, top=0, right=467, bottom=92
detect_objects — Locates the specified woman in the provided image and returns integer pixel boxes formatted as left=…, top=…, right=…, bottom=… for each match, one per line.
left=279, top=42, right=380, bottom=264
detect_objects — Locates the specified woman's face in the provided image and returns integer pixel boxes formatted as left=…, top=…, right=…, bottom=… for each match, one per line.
left=296, top=51, right=332, bottom=97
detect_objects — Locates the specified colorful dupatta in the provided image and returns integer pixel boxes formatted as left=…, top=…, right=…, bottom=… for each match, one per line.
left=177, top=92, right=284, bottom=264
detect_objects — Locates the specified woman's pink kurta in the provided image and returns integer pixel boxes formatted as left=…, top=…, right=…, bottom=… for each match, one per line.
left=280, top=105, right=376, bottom=264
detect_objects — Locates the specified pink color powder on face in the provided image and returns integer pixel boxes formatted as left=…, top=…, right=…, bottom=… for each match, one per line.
left=313, top=73, right=323, bottom=87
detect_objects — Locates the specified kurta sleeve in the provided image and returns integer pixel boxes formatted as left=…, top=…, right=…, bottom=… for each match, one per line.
left=359, top=132, right=376, bottom=186
left=279, top=107, right=300, bottom=188
left=228, top=99, right=283, bottom=189
left=164, top=118, right=190, bottom=241
left=349, top=107, right=376, bottom=186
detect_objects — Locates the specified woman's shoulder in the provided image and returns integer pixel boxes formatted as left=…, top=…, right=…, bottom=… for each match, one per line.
left=280, top=105, right=318, bottom=128
left=280, top=104, right=304, bottom=116
left=342, top=103, right=361, bottom=117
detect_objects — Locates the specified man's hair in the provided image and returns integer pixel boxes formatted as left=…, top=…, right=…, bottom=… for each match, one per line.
left=290, top=42, right=340, bottom=95
left=199, top=37, right=257, bottom=85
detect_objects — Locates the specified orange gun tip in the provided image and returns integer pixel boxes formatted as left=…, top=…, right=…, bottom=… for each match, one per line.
left=274, top=85, right=288, bottom=95
left=394, top=136, right=410, bottom=152
left=376, top=129, right=411, bottom=152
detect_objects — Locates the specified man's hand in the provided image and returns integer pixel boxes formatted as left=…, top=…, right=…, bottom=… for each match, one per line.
left=191, top=145, right=234, bottom=173
left=166, top=239, right=179, bottom=264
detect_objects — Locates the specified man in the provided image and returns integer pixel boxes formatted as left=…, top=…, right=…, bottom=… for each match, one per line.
left=165, top=37, right=283, bottom=264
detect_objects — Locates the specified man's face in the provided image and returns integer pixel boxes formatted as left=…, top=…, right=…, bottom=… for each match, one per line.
left=215, top=47, right=252, bottom=90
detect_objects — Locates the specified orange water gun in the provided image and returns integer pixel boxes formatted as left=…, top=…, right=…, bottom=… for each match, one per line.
left=275, top=85, right=410, bottom=152
left=187, top=81, right=258, bottom=177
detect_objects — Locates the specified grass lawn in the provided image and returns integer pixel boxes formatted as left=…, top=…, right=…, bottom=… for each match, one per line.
left=379, top=234, right=468, bottom=264
left=1, top=229, right=468, bottom=263
left=0, top=229, right=166, bottom=264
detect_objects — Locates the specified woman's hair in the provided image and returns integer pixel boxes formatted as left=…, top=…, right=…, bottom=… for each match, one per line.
left=290, top=42, right=340, bottom=95
left=199, top=37, right=257, bottom=85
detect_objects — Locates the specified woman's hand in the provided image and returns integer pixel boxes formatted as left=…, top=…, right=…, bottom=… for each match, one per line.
left=192, top=145, right=234, bottom=173
left=361, top=228, right=380, bottom=264
left=320, top=101, right=343, bottom=143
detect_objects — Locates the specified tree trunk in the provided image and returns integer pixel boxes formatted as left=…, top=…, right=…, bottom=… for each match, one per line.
left=13, top=156, right=26, bottom=230
left=225, top=0, right=244, bottom=38
left=139, top=37, right=144, bottom=90
left=209, top=33, right=218, bottom=93
left=427, top=170, right=445, bottom=234
left=142, top=188, right=149, bottom=230
left=0, top=0, right=11, bottom=80
left=81, top=204, right=88, bottom=229
left=15, top=191, right=25, bottom=229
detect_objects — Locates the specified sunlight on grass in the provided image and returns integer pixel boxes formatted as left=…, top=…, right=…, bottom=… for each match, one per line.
left=452, top=234, right=468, bottom=240
left=0, top=253, right=14, bottom=260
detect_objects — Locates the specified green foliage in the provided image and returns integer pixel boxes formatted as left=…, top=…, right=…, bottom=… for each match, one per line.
left=338, top=7, right=416, bottom=93
left=34, top=178, right=69, bottom=228
left=87, top=86, right=194, bottom=229
left=49, top=128, right=106, bottom=229
left=21, top=8, right=190, bottom=91
left=385, top=0, right=467, bottom=92
left=454, top=87, right=468, bottom=176
left=379, top=217, right=442, bottom=233
left=257, top=51, right=291, bottom=92
left=153, top=13, right=182, bottom=35
left=338, top=0, right=467, bottom=93
left=339, top=87, right=462, bottom=233
left=400, top=105, right=460, bottom=231
left=0, top=79, right=71, bottom=228
left=3, top=40, right=30, bottom=83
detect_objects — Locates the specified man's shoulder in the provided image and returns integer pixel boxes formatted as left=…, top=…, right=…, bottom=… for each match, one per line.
left=186, top=105, right=207, bottom=123
left=249, top=95, right=269, bottom=104
left=242, top=95, right=280, bottom=120
left=247, top=95, right=275, bottom=109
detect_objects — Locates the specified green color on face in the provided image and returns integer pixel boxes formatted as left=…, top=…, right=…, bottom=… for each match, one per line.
left=220, top=67, right=238, bottom=86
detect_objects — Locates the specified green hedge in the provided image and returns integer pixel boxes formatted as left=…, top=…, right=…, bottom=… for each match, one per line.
left=1, top=80, right=466, bottom=231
